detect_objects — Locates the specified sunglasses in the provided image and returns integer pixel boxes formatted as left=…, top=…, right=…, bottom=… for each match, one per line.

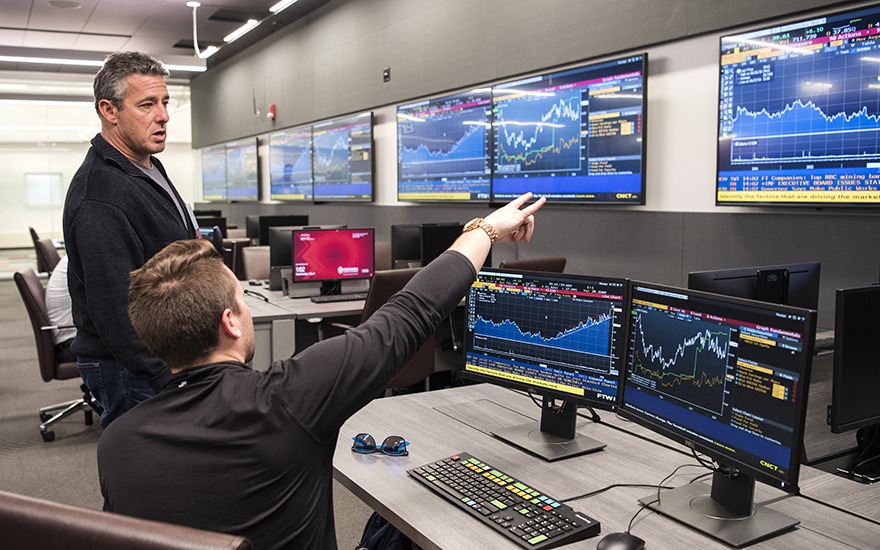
left=351, top=433, right=410, bottom=456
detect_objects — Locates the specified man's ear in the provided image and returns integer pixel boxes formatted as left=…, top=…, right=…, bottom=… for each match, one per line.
left=97, top=99, right=118, bottom=125
left=219, top=308, right=241, bottom=339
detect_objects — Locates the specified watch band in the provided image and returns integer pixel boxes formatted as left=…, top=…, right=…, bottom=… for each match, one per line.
left=464, top=218, right=498, bottom=244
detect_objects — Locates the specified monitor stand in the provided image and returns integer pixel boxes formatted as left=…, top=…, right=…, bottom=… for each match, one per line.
left=639, top=466, right=798, bottom=548
left=836, top=424, right=880, bottom=483
left=491, top=396, right=606, bottom=462
left=320, top=280, right=342, bottom=296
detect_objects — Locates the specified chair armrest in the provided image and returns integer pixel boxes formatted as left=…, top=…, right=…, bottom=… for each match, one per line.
left=40, top=324, right=75, bottom=331
left=328, top=322, right=355, bottom=331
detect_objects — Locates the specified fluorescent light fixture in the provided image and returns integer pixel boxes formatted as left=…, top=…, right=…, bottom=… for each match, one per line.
left=200, top=46, right=219, bottom=59
left=270, top=0, right=299, bottom=13
left=0, top=55, right=103, bottom=68
left=224, top=19, right=260, bottom=43
left=0, top=55, right=204, bottom=73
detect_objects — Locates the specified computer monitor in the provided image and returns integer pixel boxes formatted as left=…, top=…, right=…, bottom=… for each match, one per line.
left=687, top=261, right=820, bottom=311
left=291, top=227, right=375, bottom=296
left=830, top=284, right=880, bottom=482
left=269, top=124, right=313, bottom=201
left=268, top=224, right=347, bottom=291
left=397, top=89, right=492, bottom=202
left=491, top=53, right=647, bottom=204
left=311, top=112, right=374, bottom=202
left=391, top=224, right=421, bottom=268
left=193, top=209, right=222, bottom=217
left=420, top=223, right=463, bottom=266
left=197, top=226, right=224, bottom=256
left=245, top=215, right=261, bottom=240
left=258, top=215, right=309, bottom=246
left=618, top=281, right=816, bottom=547
left=463, top=269, right=629, bottom=461
left=196, top=217, right=226, bottom=238
left=200, top=144, right=226, bottom=201
left=717, top=3, right=880, bottom=206
left=225, top=138, right=259, bottom=201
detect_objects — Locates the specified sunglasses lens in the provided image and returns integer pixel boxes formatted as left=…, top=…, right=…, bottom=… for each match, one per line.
left=351, top=433, right=377, bottom=453
left=381, top=436, right=409, bottom=456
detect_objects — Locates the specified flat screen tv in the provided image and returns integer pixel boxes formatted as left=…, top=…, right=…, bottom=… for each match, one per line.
left=311, top=113, right=374, bottom=202
left=201, top=144, right=227, bottom=201
left=397, top=90, right=492, bottom=202
left=269, top=125, right=313, bottom=201
left=491, top=53, right=647, bottom=204
left=225, top=138, right=259, bottom=201
left=717, top=3, right=880, bottom=206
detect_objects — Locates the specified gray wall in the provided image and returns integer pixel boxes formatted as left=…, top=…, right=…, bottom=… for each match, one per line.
left=191, top=0, right=879, bottom=329
left=191, top=0, right=847, bottom=146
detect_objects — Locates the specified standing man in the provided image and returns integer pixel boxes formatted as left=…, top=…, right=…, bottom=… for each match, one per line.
left=63, top=51, right=198, bottom=427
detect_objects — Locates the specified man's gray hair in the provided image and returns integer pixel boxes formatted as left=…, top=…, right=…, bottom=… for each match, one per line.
left=93, top=51, right=169, bottom=112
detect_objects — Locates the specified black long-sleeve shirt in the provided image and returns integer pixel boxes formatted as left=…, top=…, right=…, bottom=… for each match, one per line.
left=98, top=250, right=476, bottom=550
left=63, top=134, right=195, bottom=390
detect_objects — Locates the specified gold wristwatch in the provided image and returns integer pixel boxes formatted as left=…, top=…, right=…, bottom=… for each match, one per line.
left=463, top=217, right=498, bottom=244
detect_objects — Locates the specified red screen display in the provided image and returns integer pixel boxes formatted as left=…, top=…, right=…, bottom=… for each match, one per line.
left=292, top=228, right=374, bottom=282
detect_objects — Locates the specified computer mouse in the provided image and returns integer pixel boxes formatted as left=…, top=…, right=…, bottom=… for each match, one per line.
left=248, top=280, right=262, bottom=286
left=596, top=531, right=646, bottom=550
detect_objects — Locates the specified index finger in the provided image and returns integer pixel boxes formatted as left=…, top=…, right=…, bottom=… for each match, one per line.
left=519, top=195, right=547, bottom=217
left=505, top=192, right=534, bottom=210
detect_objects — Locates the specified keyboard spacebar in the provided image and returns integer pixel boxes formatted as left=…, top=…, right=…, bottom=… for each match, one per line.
left=431, top=479, right=465, bottom=501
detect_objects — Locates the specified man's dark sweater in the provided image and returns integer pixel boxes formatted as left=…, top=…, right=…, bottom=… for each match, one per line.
left=97, top=250, right=476, bottom=549
left=63, top=134, right=195, bottom=390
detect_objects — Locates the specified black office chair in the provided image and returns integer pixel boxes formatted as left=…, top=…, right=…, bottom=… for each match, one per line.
left=29, top=228, right=62, bottom=275
left=499, top=256, right=567, bottom=273
left=323, top=268, right=435, bottom=396
left=14, top=268, right=102, bottom=442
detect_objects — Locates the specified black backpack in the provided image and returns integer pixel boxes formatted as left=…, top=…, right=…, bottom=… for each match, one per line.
left=355, top=511, right=414, bottom=550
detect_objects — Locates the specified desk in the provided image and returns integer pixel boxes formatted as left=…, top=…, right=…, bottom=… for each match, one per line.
left=244, top=285, right=365, bottom=370
left=333, top=384, right=878, bottom=550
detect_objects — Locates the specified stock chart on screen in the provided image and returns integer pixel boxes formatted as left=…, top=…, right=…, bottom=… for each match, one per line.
left=718, top=4, right=880, bottom=205
left=491, top=54, right=646, bottom=204
left=397, top=90, right=492, bottom=201
left=312, top=113, right=373, bottom=202
left=269, top=126, right=312, bottom=201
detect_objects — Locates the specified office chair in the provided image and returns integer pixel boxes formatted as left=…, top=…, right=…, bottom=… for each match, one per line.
left=29, top=227, right=62, bottom=275
left=374, top=241, right=392, bottom=272
left=499, top=256, right=567, bottom=273
left=28, top=227, right=47, bottom=273
left=14, top=268, right=102, bottom=442
left=241, top=246, right=270, bottom=281
left=0, top=489, right=254, bottom=550
left=324, top=268, right=435, bottom=396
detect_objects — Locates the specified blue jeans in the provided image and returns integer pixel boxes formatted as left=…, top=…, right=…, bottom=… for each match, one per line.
left=77, top=357, right=155, bottom=428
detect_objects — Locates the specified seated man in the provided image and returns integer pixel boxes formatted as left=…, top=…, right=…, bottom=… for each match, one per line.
left=45, top=255, right=76, bottom=362
left=98, top=193, right=545, bottom=549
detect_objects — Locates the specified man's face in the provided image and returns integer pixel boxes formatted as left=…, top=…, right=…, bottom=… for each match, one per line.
left=101, top=73, right=169, bottom=166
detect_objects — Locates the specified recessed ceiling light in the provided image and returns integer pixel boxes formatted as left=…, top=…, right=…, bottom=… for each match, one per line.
left=48, top=0, right=82, bottom=9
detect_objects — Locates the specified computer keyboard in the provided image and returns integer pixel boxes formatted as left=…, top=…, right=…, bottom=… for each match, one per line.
left=308, top=292, right=368, bottom=303
left=408, top=453, right=601, bottom=549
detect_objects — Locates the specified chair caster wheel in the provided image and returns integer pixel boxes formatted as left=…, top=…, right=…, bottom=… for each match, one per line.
left=41, top=430, right=55, bottom=442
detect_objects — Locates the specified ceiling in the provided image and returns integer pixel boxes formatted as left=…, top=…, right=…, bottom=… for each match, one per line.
left=0, top=0, right=330, bottom=81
